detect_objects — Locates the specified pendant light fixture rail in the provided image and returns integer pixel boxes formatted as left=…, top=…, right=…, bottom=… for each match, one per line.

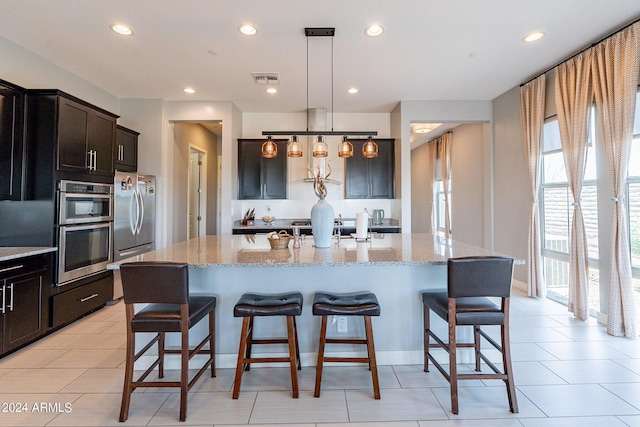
left=260, top=26, right=379, bottom=159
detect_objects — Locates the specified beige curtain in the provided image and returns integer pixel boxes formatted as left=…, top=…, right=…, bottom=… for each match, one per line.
left=520, top=75, right=546, bottom=298
left=428, top=139, right=438, bottom=234
left=439, top=132, right=453, bottom=239
left=592, top=22, right=640, bottom=337
left=555, top=52, right=593, bottom=320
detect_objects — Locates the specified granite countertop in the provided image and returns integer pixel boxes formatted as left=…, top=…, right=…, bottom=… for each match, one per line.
left=0, top=247, right=57, bottom=263
left=108, top=233, right=522, bottom=269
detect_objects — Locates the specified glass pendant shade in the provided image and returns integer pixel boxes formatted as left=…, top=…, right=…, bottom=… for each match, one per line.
left=261, top=135, right=277, bottom=158
left=338, top=135, right=354, bottom=158
left=287, top=135, right=303, bottom=157
left=362, top=136, right=378, bottom=158
left=312, top=135, right=328, bottom=157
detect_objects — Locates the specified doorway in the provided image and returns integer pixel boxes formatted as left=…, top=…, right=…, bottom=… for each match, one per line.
left=188, top=147, right=205, bottom=239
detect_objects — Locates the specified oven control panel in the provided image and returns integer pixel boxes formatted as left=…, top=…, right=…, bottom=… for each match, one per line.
left=59, top=180, right=113, bottom=195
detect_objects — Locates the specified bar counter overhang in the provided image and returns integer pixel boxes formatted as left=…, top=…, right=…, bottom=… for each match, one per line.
left=108, top=233, right=521, bottom=369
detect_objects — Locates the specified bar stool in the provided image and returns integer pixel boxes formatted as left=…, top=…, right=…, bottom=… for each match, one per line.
left=118, top=262, right=216, bottom=422
left=422, top=256, right=518, bottom=414
left=312, top=291, right=381, bottom=399
left=232, top=291, right=303, bottom=398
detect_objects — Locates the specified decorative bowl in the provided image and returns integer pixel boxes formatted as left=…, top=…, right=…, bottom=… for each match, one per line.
left=262, top=215, right=275, bottom=224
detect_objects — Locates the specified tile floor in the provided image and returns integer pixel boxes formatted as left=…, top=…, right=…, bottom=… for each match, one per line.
left=0, top=289, right=639, bottom=426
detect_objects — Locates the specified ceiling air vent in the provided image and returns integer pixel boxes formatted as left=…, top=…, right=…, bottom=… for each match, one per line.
left=251, top=72, right=280, bottom=85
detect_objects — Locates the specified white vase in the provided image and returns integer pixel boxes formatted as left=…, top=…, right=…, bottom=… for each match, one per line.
left=310, top=199, right=334, bottom=248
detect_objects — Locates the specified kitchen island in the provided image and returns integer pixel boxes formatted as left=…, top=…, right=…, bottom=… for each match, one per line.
left=108, top=233, right=517, bottom=368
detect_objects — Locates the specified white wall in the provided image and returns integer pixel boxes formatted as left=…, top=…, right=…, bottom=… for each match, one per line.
left=0, top=36, right=119, bottom=113
left=492, top=87, right=530, bottom=283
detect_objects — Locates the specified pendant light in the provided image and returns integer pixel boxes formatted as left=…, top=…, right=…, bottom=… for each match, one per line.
left=362, top=135, right=378, bottom=158
left=261, top=135, right=277, bottom=158
left=338, top=135, right=354, bottom=158
left=287, top=135, right=303, bottom=157
left=261, top=28, right=378, bottom=155
left=312, top=135, right=328, bottom=157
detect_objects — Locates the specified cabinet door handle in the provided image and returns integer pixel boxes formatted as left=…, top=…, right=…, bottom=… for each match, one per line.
left=1, top=285, right=5, bottom=315
left=119, top=144, right=124, bottom=161
left=80, top=293, right=99, bottom=303
left=0, top=264, right=23, bottom=274
left=7, top=284, right=13, bottom=311
left=93, top=150, right=98, bottom=170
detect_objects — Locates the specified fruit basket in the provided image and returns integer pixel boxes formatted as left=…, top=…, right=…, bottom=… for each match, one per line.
left=267, top=230, right=292, bottom=249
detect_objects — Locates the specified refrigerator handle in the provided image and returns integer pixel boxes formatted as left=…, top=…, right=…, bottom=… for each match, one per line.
left=136, top=187, right=145, bottom=235
left=129, top=188, right=137, bottom=235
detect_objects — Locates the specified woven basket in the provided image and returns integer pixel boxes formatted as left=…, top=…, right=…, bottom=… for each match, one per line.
left=268, top=230, right=291, bottom=249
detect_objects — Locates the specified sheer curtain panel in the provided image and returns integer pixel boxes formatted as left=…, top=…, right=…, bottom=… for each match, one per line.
left=555, top=52, right=593, bottom=320
left=591, top=22, right=640, bottom=337
left=520, top=75, right=546, bottom=298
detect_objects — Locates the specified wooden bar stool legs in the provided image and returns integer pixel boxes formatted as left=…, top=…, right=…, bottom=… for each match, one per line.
left=232, top=292, right=303, bottom=399
left=313, top=291, right=381, bottom=399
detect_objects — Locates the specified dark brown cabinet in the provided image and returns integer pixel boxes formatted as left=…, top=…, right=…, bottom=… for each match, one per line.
left=345, top=138, right=395, bottom=199
left=114, top=125, right=139, bottom=172
left=0, top=252, right=52, bottom=355
left=26, top=90, right=118, bottom=196
left=56, top=96, right=116, bottom=176
left=238, top=138, right=287, bottom=199
left=0, top=80, right=26, bottom=200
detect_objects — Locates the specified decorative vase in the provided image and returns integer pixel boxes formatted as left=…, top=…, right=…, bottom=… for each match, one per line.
left=311, top=199, right=334, bottom=248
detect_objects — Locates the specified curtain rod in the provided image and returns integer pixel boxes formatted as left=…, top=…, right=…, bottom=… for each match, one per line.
left=520, top=15, right=640, bottom=87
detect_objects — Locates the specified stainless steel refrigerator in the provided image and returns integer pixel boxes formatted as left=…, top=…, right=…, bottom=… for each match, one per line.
left=112, top=172, right=156, bottom=299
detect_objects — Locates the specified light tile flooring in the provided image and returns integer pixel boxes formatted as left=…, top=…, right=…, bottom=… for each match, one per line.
left=0, top=290, right=640, bottom=426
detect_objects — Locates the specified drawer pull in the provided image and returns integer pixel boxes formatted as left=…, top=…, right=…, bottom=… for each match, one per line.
left=0, top=264, right=23, bottom=274
left=80, top=293, right=99, bottom=303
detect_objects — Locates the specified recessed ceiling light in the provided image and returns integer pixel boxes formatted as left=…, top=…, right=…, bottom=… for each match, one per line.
left=109, top=24, right=134, bottom=36
left=183, top=87, right=196, bottom=94
left=365, top=25, right=384, bottom=37
left=412, top=123, right=442, bottom=134
left=239, top=24, right=258, bottom=36
left=523, top=32, right=545, bottom=43
left=266, top=88, right=277, bottom=94
left=347, top=87, right=359, bottom=94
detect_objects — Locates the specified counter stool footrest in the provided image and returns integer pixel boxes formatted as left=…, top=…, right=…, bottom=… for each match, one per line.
left=324, top=357, right=370, bottom=364
left=325, top=338, right=367, bottom=345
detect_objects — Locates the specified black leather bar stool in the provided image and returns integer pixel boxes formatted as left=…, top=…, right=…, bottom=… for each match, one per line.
left=422, top=256, right=518, bottom=414
left=312, top=291, right=381, bottom=399
left=232, top=291, right=303, bottom=398
left=119, top=262, right=216, bottom=422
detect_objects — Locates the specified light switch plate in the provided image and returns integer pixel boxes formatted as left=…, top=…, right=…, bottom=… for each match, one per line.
left=337, top=316, right=348, bottom=333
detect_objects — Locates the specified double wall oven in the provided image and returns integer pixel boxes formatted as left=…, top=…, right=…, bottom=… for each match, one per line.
left=57, top=180, right=113, bottom=286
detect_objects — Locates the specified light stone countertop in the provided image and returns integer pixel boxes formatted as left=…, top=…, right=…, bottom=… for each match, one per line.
left=108, top=233, right=521, bottom=269
left=0, top=247, right=57, bottom=263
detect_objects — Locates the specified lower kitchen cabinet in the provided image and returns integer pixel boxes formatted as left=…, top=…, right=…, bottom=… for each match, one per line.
left=0, top=252, right=52, bottom=355
left=50, top=271, right=113, bottom=328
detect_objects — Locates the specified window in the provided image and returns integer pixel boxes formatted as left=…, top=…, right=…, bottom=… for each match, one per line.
left=628, top=90, right=640, bottom=312
left=435, top=180, right=450, bottom=237
left=541, top=116, right=600, bottom=313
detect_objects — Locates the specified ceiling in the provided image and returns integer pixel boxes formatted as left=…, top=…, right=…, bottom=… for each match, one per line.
left=1, top=1, right=639, bottom=116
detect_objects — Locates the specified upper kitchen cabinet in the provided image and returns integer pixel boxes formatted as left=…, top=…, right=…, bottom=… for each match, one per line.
left=0, top=80, right=26, bottom=201
left=238, top=138, right=287, bottom=200
left=345, top=138, right=395, bottom=199
left=26, top=90, right=119, bottom=195
left=114, top=125, right=139, bottom=172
